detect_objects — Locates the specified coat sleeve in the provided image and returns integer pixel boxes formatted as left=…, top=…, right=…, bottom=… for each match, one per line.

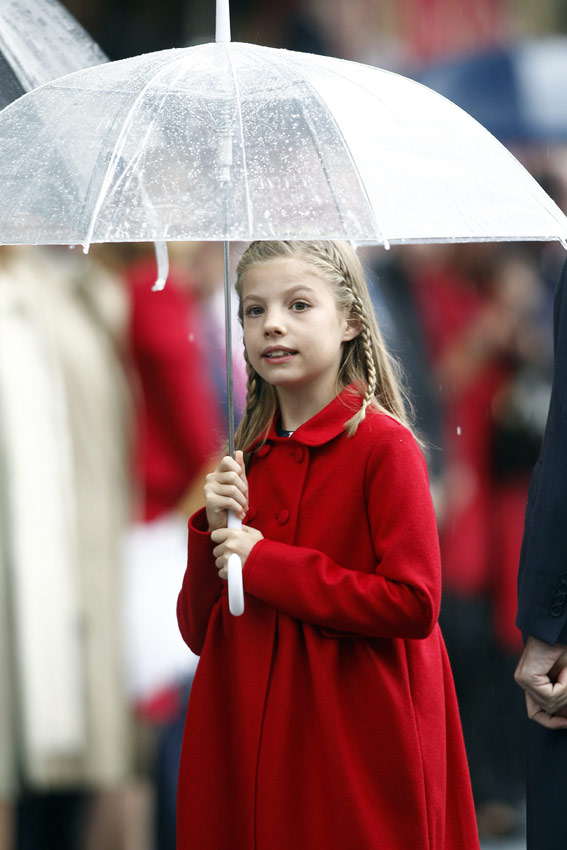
left=243, top=433, right=441, bottom=639
left=177, top=508, right=223, bottom=654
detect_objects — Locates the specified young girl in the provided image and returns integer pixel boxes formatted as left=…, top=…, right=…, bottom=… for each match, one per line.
left=176, top=241, right=480, bottom=850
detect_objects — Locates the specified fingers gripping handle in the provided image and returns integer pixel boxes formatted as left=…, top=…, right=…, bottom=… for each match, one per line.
left=227, top=510, right=244, bottom=616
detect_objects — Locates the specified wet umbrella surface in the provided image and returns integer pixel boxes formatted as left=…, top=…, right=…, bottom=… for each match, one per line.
left=0, top=39, right=565, bottom=248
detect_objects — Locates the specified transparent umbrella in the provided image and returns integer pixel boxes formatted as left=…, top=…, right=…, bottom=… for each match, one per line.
left=1, top=26, right=565, bottom=247
left=0, top=0, right=566, bottom=615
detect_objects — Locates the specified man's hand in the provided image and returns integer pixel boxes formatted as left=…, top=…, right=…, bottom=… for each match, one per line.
left=515, top=636, right=567, bottom=728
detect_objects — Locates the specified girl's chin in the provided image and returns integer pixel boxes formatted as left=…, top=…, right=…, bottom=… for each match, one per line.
left=255, top=365, right=299, bottom=384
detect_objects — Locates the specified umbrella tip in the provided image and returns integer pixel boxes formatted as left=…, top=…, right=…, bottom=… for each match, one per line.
left=152, top=241, right=169, bottom=291
left=216, top=0, right=231, bottom=43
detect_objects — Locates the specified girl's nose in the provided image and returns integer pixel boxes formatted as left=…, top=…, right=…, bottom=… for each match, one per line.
left=263, top=310, right=285, bottom=336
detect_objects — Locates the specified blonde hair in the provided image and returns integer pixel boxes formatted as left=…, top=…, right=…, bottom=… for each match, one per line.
left=234, top=240, right=415, bottom=452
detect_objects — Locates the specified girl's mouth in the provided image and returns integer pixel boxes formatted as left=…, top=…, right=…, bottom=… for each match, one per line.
left=262, top=348, right=297, bottom=361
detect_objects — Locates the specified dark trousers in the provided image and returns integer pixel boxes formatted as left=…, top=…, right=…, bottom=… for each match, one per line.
left=527, top=722, right=567, bottom=850
left=16, top=790, right=86, bottom=850
left=155, top=679, right=193, bottom=850
left=439, top=592, right=526, bottom=806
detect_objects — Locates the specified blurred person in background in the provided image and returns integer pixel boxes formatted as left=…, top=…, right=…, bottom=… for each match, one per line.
left=170, top=242, right=247, bottom=431
left=404, top=242, right=553, bottom=839
left=362, top=245, right=445, bottom=497
left=0, top=245, right=133, bottom=850
left=118, top=244, right=223, bottom=714
left=97, top=243, right=227, bottom=850
left=148, top=242, right=247, bottom=850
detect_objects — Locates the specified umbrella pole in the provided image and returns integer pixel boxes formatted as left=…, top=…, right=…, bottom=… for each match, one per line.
left=223, top=238, right=245, bottom=616
left=217, top=0, right=243, bottom=613
left=223, top=239, right=236, bottom=457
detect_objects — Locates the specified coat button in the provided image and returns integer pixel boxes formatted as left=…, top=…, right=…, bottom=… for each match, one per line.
left=551, top=604, right=563, bottom=618
left=246, top=507, right=257, bottom=522
left=292, top=446, right=305, bottom=463
left=277, top=509, right=290, bottom=525
left=256, top=444, right=271, bottom=458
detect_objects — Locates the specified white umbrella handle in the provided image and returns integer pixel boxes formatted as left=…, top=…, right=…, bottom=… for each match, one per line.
left=227, top=509, right=244, bottom=616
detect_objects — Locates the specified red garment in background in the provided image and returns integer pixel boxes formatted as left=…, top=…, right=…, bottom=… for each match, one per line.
left=412, top=264, right=525, bottom=653
left=398, top=0, right=507, bottom=62
left=126, top=258, right=222, bottom=521
left=412, top=265, right=509, bottom=596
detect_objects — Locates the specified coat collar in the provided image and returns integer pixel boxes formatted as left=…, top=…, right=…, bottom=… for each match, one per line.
left=265, top=384, right=363, bottom=447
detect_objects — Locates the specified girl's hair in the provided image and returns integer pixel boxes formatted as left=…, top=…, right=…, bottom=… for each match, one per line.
left=234, top=240, right=415, bottom=451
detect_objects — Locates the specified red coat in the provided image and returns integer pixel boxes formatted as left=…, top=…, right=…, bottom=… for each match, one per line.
left=177, top=388, right=479, bottom=850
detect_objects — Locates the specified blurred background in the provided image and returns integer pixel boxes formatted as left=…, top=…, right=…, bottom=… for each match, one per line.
left=1, top=1, right=566, bottom=849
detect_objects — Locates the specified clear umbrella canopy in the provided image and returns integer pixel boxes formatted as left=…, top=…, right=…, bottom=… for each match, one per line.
left=0, top=0, right=107, bottom=108
left=0, top=40, right=565, bottom=250
left=2, top=13, right=566, bottom=619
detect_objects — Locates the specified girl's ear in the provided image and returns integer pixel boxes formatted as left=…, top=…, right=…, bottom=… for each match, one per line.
left=343, top=314, right=361, bottom=341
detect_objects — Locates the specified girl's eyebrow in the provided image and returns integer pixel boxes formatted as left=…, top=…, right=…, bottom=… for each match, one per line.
left=242, top=284, right=318, bottom=303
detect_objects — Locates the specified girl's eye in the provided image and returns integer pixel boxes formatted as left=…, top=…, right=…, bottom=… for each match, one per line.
left=244, top=305, right=264, bottom=317
left=291, top=300, right=309, bottom=312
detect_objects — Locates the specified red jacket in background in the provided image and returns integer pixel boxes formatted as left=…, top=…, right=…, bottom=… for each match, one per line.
left=127, top=259, right=222, bottom=521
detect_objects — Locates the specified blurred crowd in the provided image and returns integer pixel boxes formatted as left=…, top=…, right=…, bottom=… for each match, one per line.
left=1, top=0, right=566, bottom=848
left=0, top=240, right=246, bottom=850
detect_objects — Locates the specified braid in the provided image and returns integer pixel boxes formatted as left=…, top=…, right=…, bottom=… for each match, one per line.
left=350, top=292, right=377, bottom=411
left=325, top=241, right=352, bottom=288
left=243, top=350, right=260, bottom=417
left=321, top=241, right=414, bottom=437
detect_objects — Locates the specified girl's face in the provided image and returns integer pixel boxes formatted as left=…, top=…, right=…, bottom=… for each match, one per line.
left=240, top=257, right=358, bottom=402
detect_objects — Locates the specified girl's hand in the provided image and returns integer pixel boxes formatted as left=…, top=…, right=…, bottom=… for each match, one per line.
left=210, top=526, right=264, bottom=579
left=204, top=451, right=248, bottom=531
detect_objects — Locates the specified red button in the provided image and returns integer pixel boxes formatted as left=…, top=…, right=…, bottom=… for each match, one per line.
left=245, top=507, right=257, bottom=522
left=293, top=447, right=305, bottom=463
left=256, top=444, right=271, bottom=458
left=277, top=509, right=290, bottom=525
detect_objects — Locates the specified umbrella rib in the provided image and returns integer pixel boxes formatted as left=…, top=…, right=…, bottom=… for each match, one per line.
left=100, top=58, right=187, bottom=225
left=264, top=47, right=387, bottom=245
left=83, top=47, right=205, bottom=248
left=297, top=99, right=364, bottom=242
left=221, top=44, right=253, bottom=237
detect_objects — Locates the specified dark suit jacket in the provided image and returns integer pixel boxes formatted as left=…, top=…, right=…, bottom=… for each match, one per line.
left=516, top=262, right=567, bottom=850
left=517, top=261, right=567, bottom=644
